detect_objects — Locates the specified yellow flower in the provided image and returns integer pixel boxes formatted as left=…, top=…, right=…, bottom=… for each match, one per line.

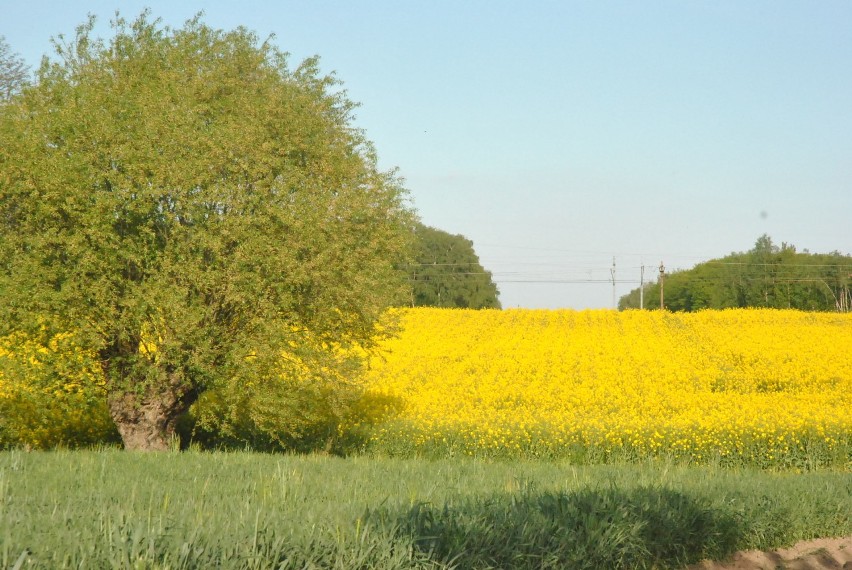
left=352, top=308, right=852, bottom=466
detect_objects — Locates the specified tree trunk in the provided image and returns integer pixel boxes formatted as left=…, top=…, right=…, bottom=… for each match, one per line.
left=107, top=383, right=195, bottom=451
left=100, top=335, right=200, bottom=451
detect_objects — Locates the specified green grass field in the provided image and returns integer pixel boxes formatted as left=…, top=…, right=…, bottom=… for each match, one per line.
left=2, top=450, right=850, bottom=569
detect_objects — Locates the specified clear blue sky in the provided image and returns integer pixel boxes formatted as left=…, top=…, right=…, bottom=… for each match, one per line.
left=3, top=1, right=850, bottom=309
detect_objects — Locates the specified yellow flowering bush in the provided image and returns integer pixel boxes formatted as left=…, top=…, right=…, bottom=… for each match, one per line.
left=0, top=330, right=118, bottom=449
left=356, top=308, right=852, bottom=468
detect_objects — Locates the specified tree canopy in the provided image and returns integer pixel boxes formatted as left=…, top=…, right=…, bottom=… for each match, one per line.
left=0, top=13, right=415, bottom=450
left=0, top=36, right=29, bottom=101
left=619, top=235, right=852, bottom=312
left=408, top=223, right=501, bottom=309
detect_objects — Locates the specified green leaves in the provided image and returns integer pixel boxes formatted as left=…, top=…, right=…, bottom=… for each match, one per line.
left=409, top=223, right=501, bottom=309
left=0, top=11, right=414, bottom=448
left=619, top=235, right=852, bottom=312
left=0, top=36, right=29, bottom=101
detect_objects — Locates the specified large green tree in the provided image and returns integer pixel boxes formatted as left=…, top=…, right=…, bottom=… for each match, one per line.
left=409, top=223, right=501, bottom=309
left=0, top=13, right=414, bottom=450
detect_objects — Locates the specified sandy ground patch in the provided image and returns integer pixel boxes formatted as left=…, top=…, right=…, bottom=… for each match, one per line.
left=686, top=535, right=852, bottom=569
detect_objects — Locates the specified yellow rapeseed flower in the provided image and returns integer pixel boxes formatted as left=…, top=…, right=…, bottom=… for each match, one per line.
left=354, top=308, right=852, bottom=467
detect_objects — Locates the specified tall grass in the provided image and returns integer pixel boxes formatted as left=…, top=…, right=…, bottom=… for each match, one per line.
left=1, top=450, right=850, bottom=569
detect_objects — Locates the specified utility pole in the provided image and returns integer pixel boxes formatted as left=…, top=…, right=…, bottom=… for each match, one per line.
left=611, top=257, right=616, bottom=309
left=659, top=261, right=665, bottom=311
left=639, top=263, right=645, bottom=310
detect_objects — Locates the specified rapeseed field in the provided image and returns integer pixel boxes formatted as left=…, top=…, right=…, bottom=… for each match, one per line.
left=2, top=308, right=850, bottom=468
left=357, top=308, right=852, bottom=468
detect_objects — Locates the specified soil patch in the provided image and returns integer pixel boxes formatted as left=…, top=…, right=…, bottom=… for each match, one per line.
left=686, top=535, right=852, bottom=569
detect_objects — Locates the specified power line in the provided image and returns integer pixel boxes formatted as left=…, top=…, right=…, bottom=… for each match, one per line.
left=500, top=277, right=646, bottom=284
left=411, top=272, right=851, bottom=285
left=701, top=261, right=852, bottom=268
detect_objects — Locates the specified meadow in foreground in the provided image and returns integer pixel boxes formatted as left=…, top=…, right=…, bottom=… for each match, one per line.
left=2, top=450, right=851, bottom=569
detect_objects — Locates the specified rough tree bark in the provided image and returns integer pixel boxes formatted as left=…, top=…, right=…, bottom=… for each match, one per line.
left=107, top=385, right=195, bottom=451
left=101, top=339, right=199, bottom=450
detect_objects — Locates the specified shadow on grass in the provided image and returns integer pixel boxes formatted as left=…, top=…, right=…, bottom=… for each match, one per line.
left=368, top=485, right=742, bottom=570
left=176, top=389, right=407, bottom=455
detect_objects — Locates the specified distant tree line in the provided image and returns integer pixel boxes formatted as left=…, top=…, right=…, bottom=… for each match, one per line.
left=619, top=235, right=852, bottom=312
left=408, top=223, right=501, bottom=309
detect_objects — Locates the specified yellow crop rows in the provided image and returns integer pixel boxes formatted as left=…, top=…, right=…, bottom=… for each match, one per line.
left=3, top=307, right=850, bottom=467
left=359, top=308, right=852, bottom=467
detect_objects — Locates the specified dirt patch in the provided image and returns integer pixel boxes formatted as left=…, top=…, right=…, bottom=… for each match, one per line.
left=686, top=535, right=852, bottom=569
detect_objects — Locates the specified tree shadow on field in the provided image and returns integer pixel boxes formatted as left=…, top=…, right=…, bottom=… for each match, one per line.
left=176, top=386, right=406, bottom=455
left=368, top=485, right=743, bottom=570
